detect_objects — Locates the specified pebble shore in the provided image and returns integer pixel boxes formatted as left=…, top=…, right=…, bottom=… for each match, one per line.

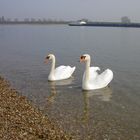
left=0, top=76, right=72, bottom=140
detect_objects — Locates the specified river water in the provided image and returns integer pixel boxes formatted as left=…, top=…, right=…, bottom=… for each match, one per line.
left=0, top=25, right=140, bottom=139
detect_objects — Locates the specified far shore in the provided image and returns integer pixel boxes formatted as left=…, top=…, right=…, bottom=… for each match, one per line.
left=0, top=21, right=69, bottom=25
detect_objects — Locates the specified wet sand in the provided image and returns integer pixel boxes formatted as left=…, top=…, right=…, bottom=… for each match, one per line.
left=0, top=76, right=72, bottom=140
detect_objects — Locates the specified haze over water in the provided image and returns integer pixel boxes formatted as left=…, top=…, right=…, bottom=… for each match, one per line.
left=0, top=25, right=140, bottom=139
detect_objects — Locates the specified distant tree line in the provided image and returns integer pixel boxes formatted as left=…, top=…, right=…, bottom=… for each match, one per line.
left=0, top=16, right=69, bottom=24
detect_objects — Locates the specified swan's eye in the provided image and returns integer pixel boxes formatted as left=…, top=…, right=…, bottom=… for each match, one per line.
left=81, top=56, right=86, bottom=60
left=46, top=56, right=50, bottom=59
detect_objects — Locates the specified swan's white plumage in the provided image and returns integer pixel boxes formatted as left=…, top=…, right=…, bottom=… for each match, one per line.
left=49, top=65, right=75, bottom=81
left=81, top=54, right=113, bottom=90
left=46, top=54, right=76, bottom=81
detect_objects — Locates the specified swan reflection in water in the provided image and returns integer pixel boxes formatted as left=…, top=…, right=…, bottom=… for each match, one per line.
left=46, top=78, right=74, bottom=107
left=83, top=87, right=113, bottom=102
left=81, top=87, right=112, bottom=123
left=50, top=77, right=74, bottom=86
left=44, top=78, right=112, bottom=126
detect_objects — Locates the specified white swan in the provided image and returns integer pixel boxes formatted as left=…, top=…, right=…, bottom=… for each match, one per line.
left=80, top=54, right=113, bottom=90
left=45, top=54, right=76, bottom=81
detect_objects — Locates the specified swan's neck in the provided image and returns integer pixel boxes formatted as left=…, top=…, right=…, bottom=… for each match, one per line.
left=82, top=58, right=91, bottom=90
left=85, top=58, right=91, bottom=81
left=50, top=56, right=56, bottom=75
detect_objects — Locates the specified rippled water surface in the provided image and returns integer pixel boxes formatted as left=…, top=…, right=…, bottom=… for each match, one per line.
left=0, top=25, right=140, bottom=139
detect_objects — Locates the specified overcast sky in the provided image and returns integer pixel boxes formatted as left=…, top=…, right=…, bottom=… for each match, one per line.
left=0, top=0, right=140, bottom=22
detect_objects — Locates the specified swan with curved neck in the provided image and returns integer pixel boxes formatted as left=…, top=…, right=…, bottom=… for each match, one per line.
left=80, top=54, right=113, bottom=90
left=45, top=54, right=76, bottom=81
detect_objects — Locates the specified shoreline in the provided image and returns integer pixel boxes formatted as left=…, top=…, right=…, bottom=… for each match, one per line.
left=0, top=76, right=72, bottom=140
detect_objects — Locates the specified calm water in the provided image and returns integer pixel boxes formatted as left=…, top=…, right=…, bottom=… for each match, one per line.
left=0, top=25, right=140, bottom=139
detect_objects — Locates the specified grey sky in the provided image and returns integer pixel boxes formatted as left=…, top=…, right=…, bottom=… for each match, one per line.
left=0, top=0, right=140, bottom=22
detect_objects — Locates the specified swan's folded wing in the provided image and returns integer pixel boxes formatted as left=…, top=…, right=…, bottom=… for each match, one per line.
left=54, top=66, right=67, bottom=77
left=54, top=65, right=75, bottom=80
left=97, top=69, right=113, bottom=84
left=55, top=65, right=66, bottom=72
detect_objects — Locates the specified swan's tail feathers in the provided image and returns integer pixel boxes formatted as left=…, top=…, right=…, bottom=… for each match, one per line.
left=104, top=69, right=113, bottom=83
left=71, top=66, right=76, bottom=75
left=99, top=69, right=113, bottom=86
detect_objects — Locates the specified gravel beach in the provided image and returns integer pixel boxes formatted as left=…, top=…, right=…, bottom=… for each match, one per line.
left=0, top=76, right=72, bottom=140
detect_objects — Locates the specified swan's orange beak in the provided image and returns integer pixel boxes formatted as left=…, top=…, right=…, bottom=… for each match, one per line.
left=44, top=56, right=50, bottom=64
left=44, top=59, right=48, bottom=64
left=80, top=56, right=86, bottom=62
